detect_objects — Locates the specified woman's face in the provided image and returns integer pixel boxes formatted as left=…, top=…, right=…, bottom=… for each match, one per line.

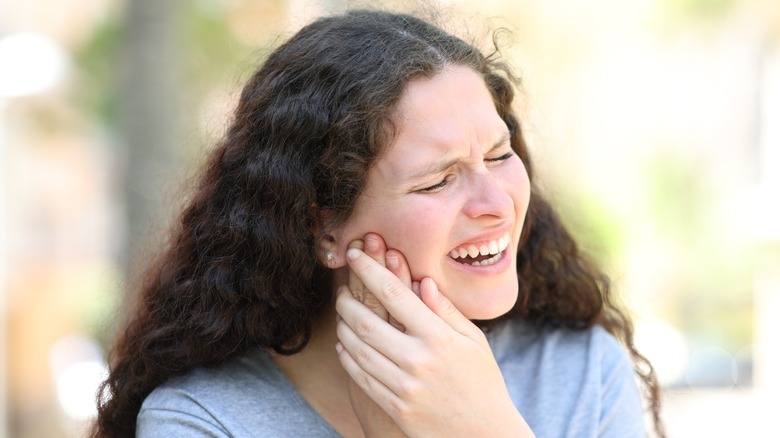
left=334, top=65, right=531, bottom=320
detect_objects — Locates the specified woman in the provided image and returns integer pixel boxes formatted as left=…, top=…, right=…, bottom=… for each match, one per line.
left=93, top=9, right=663, bottom=437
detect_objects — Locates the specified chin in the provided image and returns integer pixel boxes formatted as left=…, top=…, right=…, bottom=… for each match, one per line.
left=452, top=285, right=519, bottom=321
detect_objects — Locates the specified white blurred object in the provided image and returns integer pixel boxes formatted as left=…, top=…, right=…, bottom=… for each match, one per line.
left=0, top=32, right=69, bottom=98
left=56, top=361, right=108, bottom=419
left=49, top=334, right=108, bottom=420
left=634, top=318, right=688, bottom=386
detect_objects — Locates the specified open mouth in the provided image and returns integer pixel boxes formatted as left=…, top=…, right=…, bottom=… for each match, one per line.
left=448, top=232, right=510, bottom=267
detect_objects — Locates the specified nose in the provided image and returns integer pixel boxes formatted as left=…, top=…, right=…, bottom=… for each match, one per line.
left=462, top=171, right=514, bottom=220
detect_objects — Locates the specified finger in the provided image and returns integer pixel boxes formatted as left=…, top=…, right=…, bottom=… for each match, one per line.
left=348, top=240, right=368, bottom=302
left=384, top=249, right=413, bottom=331
left=336, top=318, right=406, bottom=396
left=419, top=277, right=483, bottom=341
left=384, top=249, right=411, bottom=289
left=359, top=234, right=389, bottom=321
left=335, top=342, right=404, bottom=418
left=363, top=233, right=387, bottom=268
left=346, top=247, right=439, bottom=335
left=347, top=240, right=368, bottom=302
left=335, top=287, right=414, bottom=362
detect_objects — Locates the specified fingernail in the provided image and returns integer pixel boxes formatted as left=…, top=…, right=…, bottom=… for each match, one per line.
left=425, top=278, right=438, bottom=296
left=365, top=235, right=379, bottom=252
left=335, top=342, right=344, bottom=354
left=346, top=248, right=361, bottom=260
left=386, top=254, right=399, bottom=269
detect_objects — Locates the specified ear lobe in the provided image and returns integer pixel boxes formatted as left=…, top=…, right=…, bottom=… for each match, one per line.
left=312, top=205, right=346, bottom=268
left=316, top=234, right=344, bottom=268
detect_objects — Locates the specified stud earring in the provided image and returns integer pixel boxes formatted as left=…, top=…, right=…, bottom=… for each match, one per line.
left=325, top=251, right=334, bottom=263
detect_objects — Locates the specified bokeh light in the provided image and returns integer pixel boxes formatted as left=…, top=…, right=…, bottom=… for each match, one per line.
left=0, top=33, right=69, bottom=98
left=55, top=361, right=107, bottom=420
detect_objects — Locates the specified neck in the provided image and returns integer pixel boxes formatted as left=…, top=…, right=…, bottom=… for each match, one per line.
left=272, top=304, right=344, bottom=384
left=271, top=304, right=363, bottom=437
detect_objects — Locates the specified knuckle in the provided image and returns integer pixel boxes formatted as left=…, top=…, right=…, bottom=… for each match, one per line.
left=355, top=317, right=374, bottom=339
left=396, top=379, right=421, bottom=400
left=392, top=400, right=415, bottom=424
left=404, top=351, right=433, bottom=376
left=350, top=286, right=367, bottom=301
left=356, top=372, right=372, bottom=392
left=362, top=293, right=382, bottom=310
left=381, top=279, right=406, bottom=301
left=354, top=346, right=371, bottom=366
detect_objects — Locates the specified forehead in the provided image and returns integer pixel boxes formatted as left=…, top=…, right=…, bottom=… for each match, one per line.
left=392, top=66, right=498, bottom=132
left=377, top=66, right=506, bottom=176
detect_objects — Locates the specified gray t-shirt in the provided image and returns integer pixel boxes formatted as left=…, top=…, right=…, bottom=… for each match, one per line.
left=137, top=318, right=646, bottom=437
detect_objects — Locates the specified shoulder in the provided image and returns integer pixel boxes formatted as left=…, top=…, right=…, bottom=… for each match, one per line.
left=489, top=318, right=645, bottom=437
left=137, top=349, right=337, bottom=437
left=488, top=319, right=630, bottom=368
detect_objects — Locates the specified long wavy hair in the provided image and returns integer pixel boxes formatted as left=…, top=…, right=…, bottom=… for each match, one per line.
left=93, top=9, right=664, bottom=437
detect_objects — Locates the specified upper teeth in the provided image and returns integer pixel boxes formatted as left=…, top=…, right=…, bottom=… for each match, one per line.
left=449, top=232, right=510, bottom=260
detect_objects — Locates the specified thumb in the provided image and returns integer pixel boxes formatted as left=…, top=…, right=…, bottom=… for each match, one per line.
left=419, top=278, right=481, bottom=339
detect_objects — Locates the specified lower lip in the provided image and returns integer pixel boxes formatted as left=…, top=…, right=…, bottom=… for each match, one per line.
left=446, top=244, right=513, bottom=276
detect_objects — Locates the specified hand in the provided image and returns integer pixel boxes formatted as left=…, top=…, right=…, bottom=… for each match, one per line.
left=335, top=247, right=535, bottom=438
left=346, top=234, right=414, bottom=333
left=340, top=234, right=410, bottom=437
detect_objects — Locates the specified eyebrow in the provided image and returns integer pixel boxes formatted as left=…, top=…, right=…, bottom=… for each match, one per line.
left=408, top=131, right=511, bottom=179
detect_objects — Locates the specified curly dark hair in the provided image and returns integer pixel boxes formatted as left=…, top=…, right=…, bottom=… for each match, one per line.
left=92, top=9, right=664, bottom=437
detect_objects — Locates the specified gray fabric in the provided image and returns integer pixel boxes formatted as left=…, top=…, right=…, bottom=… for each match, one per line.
left=137, top=319, right=645, bottom=437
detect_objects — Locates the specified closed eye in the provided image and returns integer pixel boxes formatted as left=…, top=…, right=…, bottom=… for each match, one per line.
left=414, top=150, right=513, bottom=194
left=416, top=175, right=453, bottom=193
left=486, top=151, right=514, bottom=162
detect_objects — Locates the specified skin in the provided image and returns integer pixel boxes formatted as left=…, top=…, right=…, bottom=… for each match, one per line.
left=274, top=65, right=534, bottom=436
left=330, top=65, right=531, bottom=320
left=337, top=235, right=534, bottom=437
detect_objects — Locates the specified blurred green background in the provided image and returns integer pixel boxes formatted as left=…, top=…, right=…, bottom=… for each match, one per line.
left=1, top=0, right=779, bottom=436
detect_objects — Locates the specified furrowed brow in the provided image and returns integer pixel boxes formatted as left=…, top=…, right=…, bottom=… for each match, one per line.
left=408, top=131, right=511, bottom=179
left=489, top=131, right=511, bottom=152
left=409, top=157, right=460, bottom=180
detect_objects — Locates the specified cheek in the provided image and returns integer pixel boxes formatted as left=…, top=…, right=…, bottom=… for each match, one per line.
left=375, top=202, right=445, bottom=257
left=504, top=158, right=531, bottom=217
left=363, top=199, right=455, bottom=281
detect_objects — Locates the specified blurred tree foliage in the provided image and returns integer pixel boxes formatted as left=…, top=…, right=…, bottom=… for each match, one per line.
left=551, top=188, right=626, bottom=272
left=71, top=2, right=266, bottom=139
left=639, top=149, right=753, bottom=352
left=69, top=1, right=279, bottom=346
left=72, top=19, right=121, bottom=130
left=664, top=0, right=736, bottom=19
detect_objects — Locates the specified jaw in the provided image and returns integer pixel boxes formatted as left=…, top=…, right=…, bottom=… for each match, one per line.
left=433, top=247, right=519, bottom=320
left=442, top=276, right=520, bottom=320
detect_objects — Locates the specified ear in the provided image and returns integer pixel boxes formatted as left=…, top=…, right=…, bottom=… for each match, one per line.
left=312, top=206, right=346, bottom=269
left=315, top=233, right=345, bottom=268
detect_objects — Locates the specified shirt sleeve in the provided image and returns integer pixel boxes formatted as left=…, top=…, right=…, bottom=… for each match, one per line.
left=136, top=388, right=231, bottom=438
left=596, top=329, right=647, bottom=438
